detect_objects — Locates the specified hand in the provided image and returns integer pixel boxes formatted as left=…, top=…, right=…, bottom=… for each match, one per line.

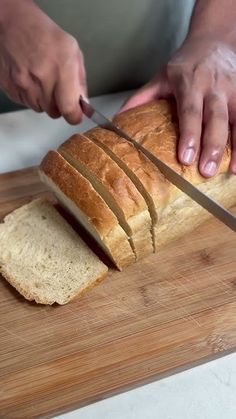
left=120, top=36, right=236, bottom=177
left=0, top=0, right=87, bottom=124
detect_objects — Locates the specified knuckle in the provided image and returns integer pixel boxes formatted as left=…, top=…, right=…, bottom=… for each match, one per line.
left=63, top=34, right=79, bottom=54
left=204, top=142, right=225, bottom=158
left=69, top=34, right=79, bottom=48
left=58, top=34, right=80, bottom=68
left=12, top=70, right=28, bottom=89
left=170, top=71, right=192, bottom=94
left=206, top=94, right=228, bottom=121
left=192, top=62, right=211, bottom=78
left=208, top=108, right=228, bottom=121
left=30, top=67, right=48, bottom=84
left=180, top=102, right=201, bottom=118
left=207, top=92, right=223, bottom=104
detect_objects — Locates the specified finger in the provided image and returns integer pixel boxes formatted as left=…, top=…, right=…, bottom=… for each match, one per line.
left=118, top=73, right=171, bottom=113
left=39, top=85, right=61, bottom=119
left=5, top=85, right=24, bottom=106
left=47, top=58, right=86, bottom=120
left=20, top=88, right=43, bottom=113
left=5, top=77, right=26, bottom=106
left=228, top=101, right=236, bottom=174
left=46, top=99, right=61, bottom=119
left=78, top=52, right=88, bottom=98
left=175, top=89, right=204, bottom=166
left=229, top=124, right=236, bottom=174
left=7, top=68, right=28, bottom=106
left=199, top=93, right=228, bottom=178
left=10, top=69, right=43, bottom=112
left=54, top=63, right=83, bottom=125
left=29, top=69, right=61, bottom=118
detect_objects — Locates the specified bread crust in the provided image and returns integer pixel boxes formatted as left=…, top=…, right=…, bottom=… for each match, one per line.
left=114, top=100, right=231, bottom=200
left=59, top=134, right=148, bottom=218
left=58, top=135, right=154, bottom=257
left=40, top=151, right=135, bottom=269
left=40, top=151, right=117, bottom=237
left=113, top=99, right=231, bottom=201
left=41, top=100, right=236, bottom=264
left=0, top=264, right=108, bottom=305
left=0, top=198, right=109, bottom=305
left=114, top=100, right=235, bottom=247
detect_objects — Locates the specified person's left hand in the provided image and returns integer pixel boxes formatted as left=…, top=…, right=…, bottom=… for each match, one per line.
left=120, top=36, right=236, bottom=178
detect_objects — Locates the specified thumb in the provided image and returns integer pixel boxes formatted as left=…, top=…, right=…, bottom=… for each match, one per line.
left=118, top=72, right=171, bottom=114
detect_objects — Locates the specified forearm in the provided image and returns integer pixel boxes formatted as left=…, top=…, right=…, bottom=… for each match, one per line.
left=188, top=0, right=236, bottom=45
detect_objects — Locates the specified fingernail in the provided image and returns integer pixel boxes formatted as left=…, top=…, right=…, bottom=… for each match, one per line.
left=182, top=147, right=195, bottom=164
left=80, top=95, right=90, bottom=103
left=203, top=161, right=217, bottom=176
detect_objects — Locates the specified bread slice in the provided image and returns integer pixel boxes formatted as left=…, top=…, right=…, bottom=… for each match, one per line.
left=58, top=134, right=153, bottom=259
left=0, top=198, right=108, bottom=305
left=84, top=127, right=169, bottom=251
left=39, top=151, right=135, bottom=270
left=114, top=100, right=236, bottom=248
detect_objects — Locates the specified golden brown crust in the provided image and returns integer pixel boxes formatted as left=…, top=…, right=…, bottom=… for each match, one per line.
left=40, top=151, right=117, bottom=237
left=68, top=271, right=108, bottom=305
left=40, top=152, right=135, bottom=269
left=85, top=127, right=170, bottom=211
left=113, top=100, right=174, bottom=140
left=0, top=197, right=110, bottom=305
left=102, top=224, right=136, bottom=269
left=40, top=100, right=235, bottom=270
left=0, top=263, right=108, bottom=305
left=58, top=134, right=148, bottom=218
left=113, top=100, right=231, bottom=206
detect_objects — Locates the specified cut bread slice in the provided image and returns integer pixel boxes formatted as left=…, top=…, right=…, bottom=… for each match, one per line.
left=39, top=151, right=135, bottom=270
left=0, top=198, right=108, bottom=305
left=85, top=127, right=170, bottom=250
left=58, top=134, right=153, bottom=259
left=114, top=100, right=236, bottom=248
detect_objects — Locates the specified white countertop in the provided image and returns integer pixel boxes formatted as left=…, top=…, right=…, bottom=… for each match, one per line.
left=1, top=91, right=236, bottom=419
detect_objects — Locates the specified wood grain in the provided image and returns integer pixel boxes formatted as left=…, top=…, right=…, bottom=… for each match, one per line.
left=0, top=167, right=236, bottom=418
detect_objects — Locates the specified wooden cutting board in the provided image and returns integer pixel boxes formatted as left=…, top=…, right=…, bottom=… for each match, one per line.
left=1, top=167, right=236, bottom=418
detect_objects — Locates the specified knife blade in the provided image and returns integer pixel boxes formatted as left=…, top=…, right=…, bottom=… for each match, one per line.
left=80, top=96, right=236, bottom=232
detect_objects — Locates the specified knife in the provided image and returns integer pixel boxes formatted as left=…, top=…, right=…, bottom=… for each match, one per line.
left=80, top=96, right=236, bottom=233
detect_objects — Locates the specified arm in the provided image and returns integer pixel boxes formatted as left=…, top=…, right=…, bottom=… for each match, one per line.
left=188, top=0, right=236, bottom=44
left=0, top=0, right=87, bottom=124
left=121, top=0, right=236, bottom=177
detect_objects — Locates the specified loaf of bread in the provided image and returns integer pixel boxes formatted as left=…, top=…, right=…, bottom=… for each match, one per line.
left=40, top=100, right=236, bottom=267
left=0, top=199, right=108, bottom=304
left=113, top=101, right=236, bottom=248
left=58, top=135, right=153, bottom=259
left=84, top=126, right=169, bottom=251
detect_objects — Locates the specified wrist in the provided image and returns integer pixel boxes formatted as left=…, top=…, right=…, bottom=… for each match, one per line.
left=185, top=26, right=236, bottom=51
left=186, top=0, right=236, bottom=51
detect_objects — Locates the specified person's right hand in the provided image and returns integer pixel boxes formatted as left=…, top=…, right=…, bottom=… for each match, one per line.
left=0, top=0, right=87, bottom=124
